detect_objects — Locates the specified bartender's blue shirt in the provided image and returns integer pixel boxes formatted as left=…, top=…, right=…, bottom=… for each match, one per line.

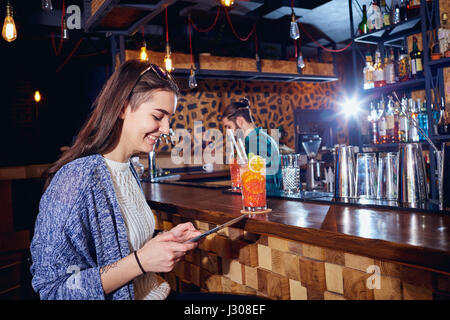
left=245, top=127, right=282, bottom=192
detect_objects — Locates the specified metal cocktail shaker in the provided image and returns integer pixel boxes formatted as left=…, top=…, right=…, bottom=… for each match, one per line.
left=398, top=143, right=428, bottom=204
left=334, top=145, right=356, bottom=198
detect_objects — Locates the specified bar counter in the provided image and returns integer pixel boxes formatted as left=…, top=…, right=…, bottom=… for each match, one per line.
left=143, top=182, right=450, bottom=300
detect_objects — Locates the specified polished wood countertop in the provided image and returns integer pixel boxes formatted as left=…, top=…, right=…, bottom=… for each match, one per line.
left=142, top=183, right=450, bottom=274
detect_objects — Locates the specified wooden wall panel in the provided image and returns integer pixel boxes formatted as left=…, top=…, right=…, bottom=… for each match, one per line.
left=157, top=210, right=449, bottom=300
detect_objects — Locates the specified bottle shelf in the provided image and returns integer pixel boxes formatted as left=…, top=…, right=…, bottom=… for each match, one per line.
left=432, top=134, right=450, bottom=141
left=361, top=78, right=425, bottom=98
left=426, top=57, right=450, bottom=69
left=354, top=16, right=422, bottom=47
left=362, top=142, right=432, bottom=150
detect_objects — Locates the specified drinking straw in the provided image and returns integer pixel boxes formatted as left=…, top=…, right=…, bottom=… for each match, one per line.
left=237, top=138, right=248, bottom=162
left=227, top=130, right=246, bottom=164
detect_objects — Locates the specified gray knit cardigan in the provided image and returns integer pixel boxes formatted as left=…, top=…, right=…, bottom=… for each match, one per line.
left=30, top=154, right=143, bottom=300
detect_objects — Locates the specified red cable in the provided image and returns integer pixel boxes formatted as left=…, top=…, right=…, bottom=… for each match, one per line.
left=165, top=7, right=169, bottom=43
left=294, top=39, right=297, bottom=58
left=188, top=16, right=194, bottom=66
left=56, top=38, right=84, bottom=73
left=298, top=22, right=352, bottom=53
left=191, top=6, right=221, bottom=33
left=51, top=0, right=66, bottom=56
left=224, top=7, right=255, bottom=41
left=254, top=26, right=258, bottom=55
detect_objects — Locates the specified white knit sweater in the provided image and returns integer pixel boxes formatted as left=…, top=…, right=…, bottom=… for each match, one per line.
left=104, top=157, right=170, bottom=300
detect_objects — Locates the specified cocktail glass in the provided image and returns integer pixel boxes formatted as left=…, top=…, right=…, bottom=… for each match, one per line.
left=240, top=157, right=267, bottom=211
left=230, top=158, right=241, bottom=191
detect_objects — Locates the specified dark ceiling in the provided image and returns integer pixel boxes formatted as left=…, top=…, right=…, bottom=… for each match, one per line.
left=5, top=0, right=366, bottom=61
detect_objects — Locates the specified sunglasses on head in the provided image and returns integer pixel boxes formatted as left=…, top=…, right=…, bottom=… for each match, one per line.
left=129, top=63, right=174, bottom=97
left=139, top=63, right=173, bottom=81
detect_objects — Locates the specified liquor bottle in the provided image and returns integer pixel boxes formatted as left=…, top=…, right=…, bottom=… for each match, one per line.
left=408, top=98, right=420, bottom=142
left=398, top=95, right=409, bottom=142
left=437, top=97, right=449, bottom=134
left=373, top=48, right=386, bottom=87
left=374, top=0, right=384, bottom=30
left=385, top=96, right=398, bottom=143
left=431, top=102, right=440, bottom=135
left=393, top=100, right=401, bottom=142
left=359, top=5, right=369, bottom=34
left=378, top=98, right=388, bottom=143
left=381, top=0, right=391, bottom=27
left=417, top=99, right=429, bottom=140
left=392, top=3, right=401, bottom=24
left=384, top=48, right=396, bottom=84
left=399, top=0, right=408, bottom=21
left=410, top=37, right=423, bottom=78
left=398, top=44, right=410, bottom=81
left=363, top=52, right=375, bottom=89
left=369, top=101, right=379, bottom=144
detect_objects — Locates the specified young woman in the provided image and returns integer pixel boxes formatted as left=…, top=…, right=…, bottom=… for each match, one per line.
left=30, top=60, right=202, bottom=300
left=222, top=98, right=282, bottom=192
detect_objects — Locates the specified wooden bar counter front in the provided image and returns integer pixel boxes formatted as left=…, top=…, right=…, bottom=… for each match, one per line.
left=142, top=183, right=450, bottom=300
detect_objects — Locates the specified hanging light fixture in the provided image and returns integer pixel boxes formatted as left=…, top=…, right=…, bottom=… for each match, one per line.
left=41, top=0, right=53, bottom=11
left=2, top=1, right=17, bottom=42
left=297, top=51, right=305, bottom=69
left=289, top=9, right=300, bottom=40
left=297, top=38, right=304, bottom=69
left=63, top=17, right=69, bottom=40
left=220, top=0, right=234, bottom=7
left=164, top=42, right=173, bottom=72
left=140, top=41, right=148, bottom=61
left=34, top=91, right=42, bottom=103
left=188, top=66, right=198, bottom=89
left=164, top=7, right=173, bottom=72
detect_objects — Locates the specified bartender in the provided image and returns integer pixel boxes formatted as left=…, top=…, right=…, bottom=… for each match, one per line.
left=221, top=98, right=282, bottom=192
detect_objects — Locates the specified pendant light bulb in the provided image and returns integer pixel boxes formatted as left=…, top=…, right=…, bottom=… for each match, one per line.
left=63, top=19, right=69, bottom=40
left=188, top=66, right=198, bottom=89
left=255, top=53, right=260, bottom=64
left=2, top=2, right=17, bottom=43
left=164, top=43, right=173, bottom=72
left=41, top=0, right=53, bottom=11
left=34, top=91, right=41, bottom=103
left=297, top=52, right=305, bottom=69
left=220, top=0, right=235, bottom=7
left=290, top=12, right=300, bottom=40
left=140, top=42, right=148, bottom=61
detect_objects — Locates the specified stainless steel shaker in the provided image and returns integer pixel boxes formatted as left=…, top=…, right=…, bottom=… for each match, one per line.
left=334, top=145, right=356, bottom=198
left=398, top=143, right=428, bottom=203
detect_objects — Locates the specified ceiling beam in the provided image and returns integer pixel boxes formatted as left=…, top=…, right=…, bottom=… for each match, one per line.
left=127, top=0, right=179, bottom=36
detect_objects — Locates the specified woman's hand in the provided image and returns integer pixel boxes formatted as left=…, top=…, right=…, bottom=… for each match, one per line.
left=137, top=231, right=197, bottom=273
left=168, top=222, right=202, bottom=243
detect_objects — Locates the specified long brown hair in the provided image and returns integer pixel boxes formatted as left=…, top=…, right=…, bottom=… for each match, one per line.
left=43, top=60, right=179, bottom=191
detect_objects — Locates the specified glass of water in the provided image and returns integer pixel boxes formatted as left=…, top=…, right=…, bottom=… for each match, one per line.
left=281, top=154, right=301, bottom=194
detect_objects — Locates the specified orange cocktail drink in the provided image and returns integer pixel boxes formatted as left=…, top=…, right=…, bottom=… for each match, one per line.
left=240, top=156, right=266, bottom=211
left=230, top=158, right=241, bottom=191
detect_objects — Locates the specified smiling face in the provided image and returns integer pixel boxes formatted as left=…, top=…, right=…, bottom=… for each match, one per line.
left=120, top=89, right=177, bottom=156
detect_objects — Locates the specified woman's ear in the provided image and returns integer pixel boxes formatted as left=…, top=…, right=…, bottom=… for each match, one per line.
left=119, top=104, right=130, bottom=120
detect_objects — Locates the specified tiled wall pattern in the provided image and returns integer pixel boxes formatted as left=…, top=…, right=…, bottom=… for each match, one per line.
left=156, top=79, right=347, bottom=152
left=154, top=210, right=450, bottom=300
